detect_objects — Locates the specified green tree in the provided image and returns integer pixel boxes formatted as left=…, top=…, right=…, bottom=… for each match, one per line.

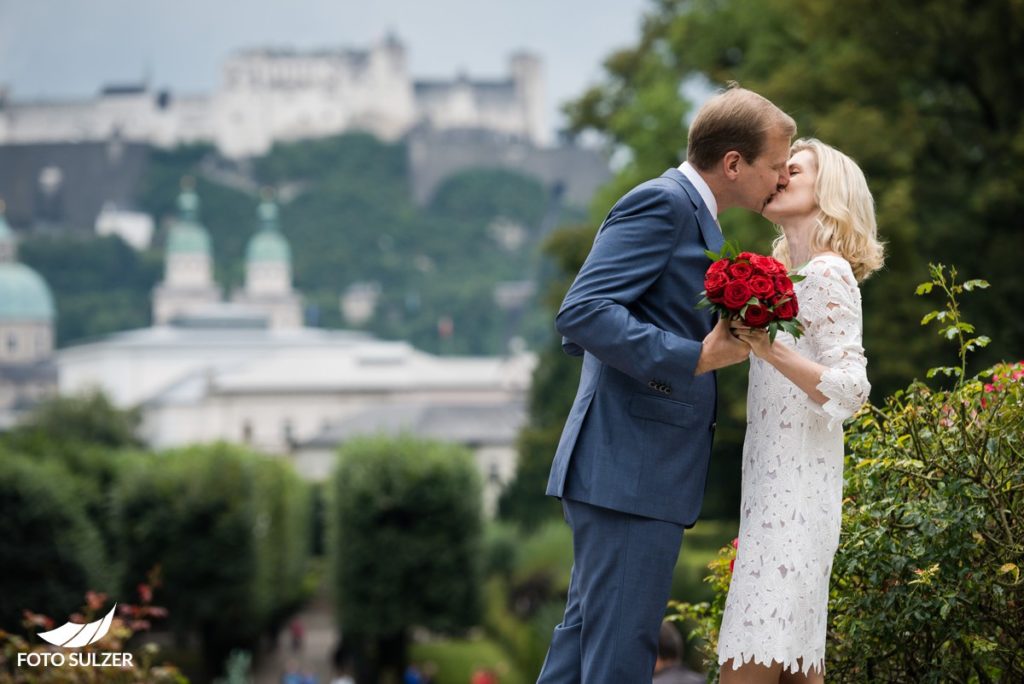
left=113, top=444, right=313, bottom=679
left=328, top=436, right=484, bottom=683
left=0, top=454, right=112, bottom=629
left=19, top=234, right=161, bottom=345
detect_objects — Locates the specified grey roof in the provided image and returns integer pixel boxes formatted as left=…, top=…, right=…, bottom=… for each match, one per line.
left=0, top=359, right=57, bottom=384
left=302, top=399, right=526, bottom=449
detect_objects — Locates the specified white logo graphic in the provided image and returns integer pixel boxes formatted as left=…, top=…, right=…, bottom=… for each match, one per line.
left=36, top=604, right=117, bottom=648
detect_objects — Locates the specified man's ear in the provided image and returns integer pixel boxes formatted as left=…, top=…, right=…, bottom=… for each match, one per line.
left=723, top=151, right=742, bottom=179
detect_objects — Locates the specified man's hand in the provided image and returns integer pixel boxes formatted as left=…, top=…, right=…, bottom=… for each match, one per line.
left=694, top=318, right=750, bottom=375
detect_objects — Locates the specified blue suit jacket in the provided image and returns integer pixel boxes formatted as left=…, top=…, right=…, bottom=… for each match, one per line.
left=546, top=168, right=724, bottom=526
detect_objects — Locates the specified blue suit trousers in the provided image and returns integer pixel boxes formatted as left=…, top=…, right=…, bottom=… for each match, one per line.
left=536, top=498, right=684, bottom=684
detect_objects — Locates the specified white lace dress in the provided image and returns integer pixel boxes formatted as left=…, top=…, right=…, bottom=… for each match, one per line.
left=717, top=254, right=870, bottom=675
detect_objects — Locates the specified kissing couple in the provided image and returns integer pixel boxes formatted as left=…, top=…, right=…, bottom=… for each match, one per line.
left=537, top=86, right=885, bottom=684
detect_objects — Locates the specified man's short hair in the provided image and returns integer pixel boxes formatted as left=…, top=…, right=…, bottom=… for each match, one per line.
left=658, top=621, right=683, bottom=662
left=687, top=84, right=796, bottom=170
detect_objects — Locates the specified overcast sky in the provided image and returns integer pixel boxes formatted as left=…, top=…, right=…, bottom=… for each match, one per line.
left=0, top=0, right=652, bottom=134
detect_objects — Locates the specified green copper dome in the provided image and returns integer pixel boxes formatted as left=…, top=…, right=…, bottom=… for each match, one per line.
left=245, top=199, right=291, bottom=263
left=167, top=221, right=211, bottom=255
left=246, top=230, right=291, bottom=263
left=167, top=187, right=211, bottom=255
left=0, top=262, right=56, bottom=321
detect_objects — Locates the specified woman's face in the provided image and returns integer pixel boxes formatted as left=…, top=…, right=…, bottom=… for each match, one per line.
left=762, top=149, right=817, bottom=224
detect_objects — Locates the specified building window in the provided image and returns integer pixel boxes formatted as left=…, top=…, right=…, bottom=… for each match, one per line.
left=6, top=332, right=17, bottom=354
left=242, top=420, right=253, bottom=444
left=488, top=462, right=502, bottom=484
left=283, top=419, right=295, bottom=446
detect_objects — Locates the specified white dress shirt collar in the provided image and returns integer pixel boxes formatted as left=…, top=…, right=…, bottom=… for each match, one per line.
left=677, top=161, right=719, bottom=218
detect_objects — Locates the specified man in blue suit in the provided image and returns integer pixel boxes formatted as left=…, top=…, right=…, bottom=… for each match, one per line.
left=538, top=87, right=797, bottom=683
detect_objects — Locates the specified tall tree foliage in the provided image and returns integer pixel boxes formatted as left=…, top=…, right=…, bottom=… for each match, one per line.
left=329, top=436, right=483, bottom=683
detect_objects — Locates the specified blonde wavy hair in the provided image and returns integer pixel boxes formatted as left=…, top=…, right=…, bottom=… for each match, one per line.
left=771, top=138, right=885, bottom=282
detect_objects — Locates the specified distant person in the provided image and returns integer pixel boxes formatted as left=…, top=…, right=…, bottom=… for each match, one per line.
left=289, top=617, right=305, bottom=653
left=653, top=622, right=704, bottom=684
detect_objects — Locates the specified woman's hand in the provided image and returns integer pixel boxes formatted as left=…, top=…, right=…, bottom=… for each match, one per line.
left=729, top=320, right=775, bottom=360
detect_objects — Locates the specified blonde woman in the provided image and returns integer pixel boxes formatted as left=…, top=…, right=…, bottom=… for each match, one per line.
left=718, top=138, right=885, bottom=683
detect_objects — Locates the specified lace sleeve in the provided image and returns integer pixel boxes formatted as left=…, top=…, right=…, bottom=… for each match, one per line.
left=799, top=257, right=870, bottom=430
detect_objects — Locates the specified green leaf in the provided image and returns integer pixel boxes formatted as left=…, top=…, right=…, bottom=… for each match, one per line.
left=998, top=563, right=1020, bottom=583
left=921, top=311, right=939, bottom=325
left=963, top=279, right=990, bottom=291
left=915, top=282, right=934, bottom=295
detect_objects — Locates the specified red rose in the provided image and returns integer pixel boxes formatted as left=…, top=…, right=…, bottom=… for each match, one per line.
left=773, top=274, right=794, bottom=294
left=774, top=297, right=799, bottom=320
left=722, top=280, right=754, bottom=310
left=748, top=275, right=775, bottom=300
left=737, top=251, right=757, bottom=260
left=704, top=270, right=729, bottom=302
left=765, top=258, right=788, bottom=275
left=749, top=254, right=775, bottom=274
left=729, top=558, right=735, bottom=574
left=729, top=261, right=754, bottom=280
left=743, top=303, right=774, bottom=327
left=708, top=259, right=730, bottom=275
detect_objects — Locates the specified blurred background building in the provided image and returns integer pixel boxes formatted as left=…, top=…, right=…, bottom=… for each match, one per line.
left=0, top=35, right=549, bottom=157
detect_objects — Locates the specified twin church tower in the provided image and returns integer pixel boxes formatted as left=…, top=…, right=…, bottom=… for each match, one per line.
left=152, top=182, right=303, bottom=329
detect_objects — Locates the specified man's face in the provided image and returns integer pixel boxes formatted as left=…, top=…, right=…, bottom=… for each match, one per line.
left=736, top=131, right=792, bottom=214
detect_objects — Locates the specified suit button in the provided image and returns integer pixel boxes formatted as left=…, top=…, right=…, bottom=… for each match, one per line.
left=710, top=421, right=717, bottom=432
left=649, top=381, right=657, bottom=388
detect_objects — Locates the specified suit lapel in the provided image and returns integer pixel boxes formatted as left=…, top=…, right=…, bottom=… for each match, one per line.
left=660, top=168, right=724, bottom=254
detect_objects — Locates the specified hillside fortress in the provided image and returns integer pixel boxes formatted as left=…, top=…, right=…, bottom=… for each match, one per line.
left=0, top=34, right=550, bottom=157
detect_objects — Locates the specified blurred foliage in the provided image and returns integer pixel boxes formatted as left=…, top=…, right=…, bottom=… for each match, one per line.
left=113, top=443, right=313, bottom=678
left=328, top=436, right=484, bottom=683
left=672, top=267, right=1024, bottom=680
left=18, top=234, right=161, bottom=346
left=410, top=637, right=525, bottom=684
left=0, top=454, right=113, bottom=629
left=501, top=0, right=1024, bottom=530
left=0, top=393, right=314, bottom=681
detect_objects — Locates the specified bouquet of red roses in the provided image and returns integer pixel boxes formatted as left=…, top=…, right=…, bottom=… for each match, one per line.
left=697, top=241, right=805, bottom=342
